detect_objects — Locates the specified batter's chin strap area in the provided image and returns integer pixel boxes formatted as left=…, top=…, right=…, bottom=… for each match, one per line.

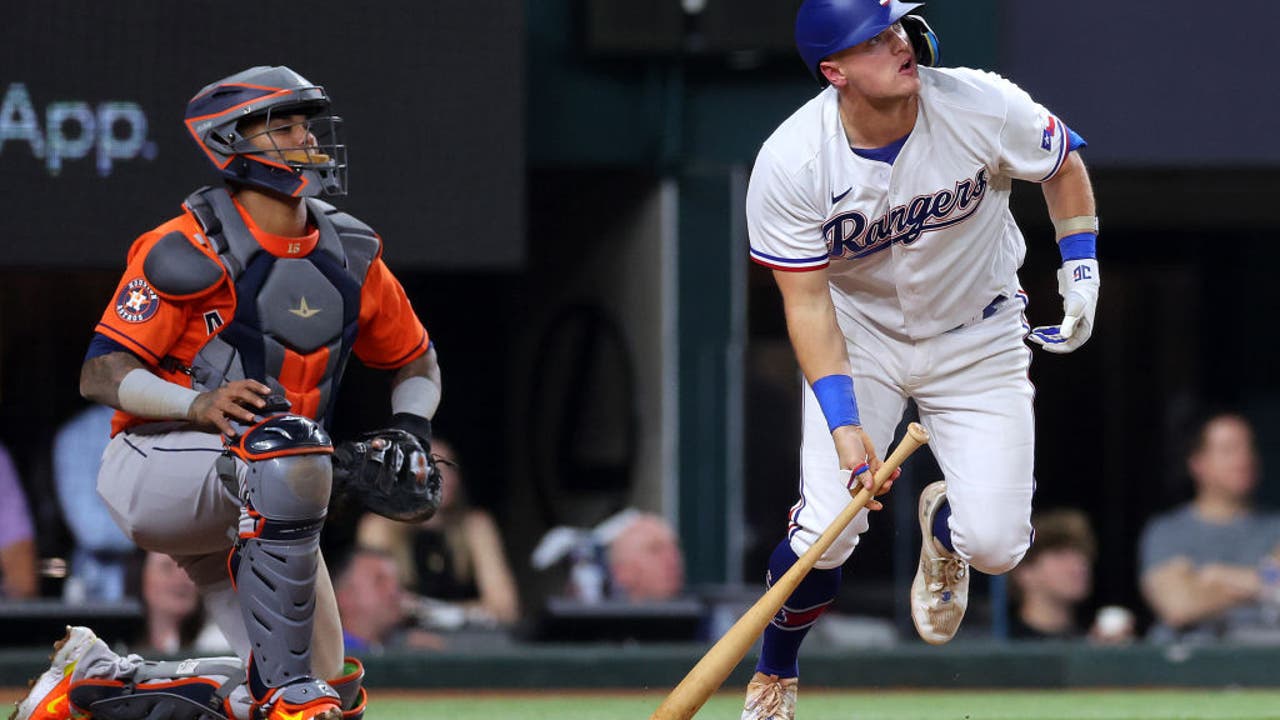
left=224, top=411, right=335, bottom=701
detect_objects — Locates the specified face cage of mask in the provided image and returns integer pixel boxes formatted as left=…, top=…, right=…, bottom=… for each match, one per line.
left=230, top=106, right=349, bottom=193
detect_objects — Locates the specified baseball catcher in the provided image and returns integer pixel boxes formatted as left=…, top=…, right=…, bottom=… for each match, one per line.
left=11, top=65, right=442, bottom=720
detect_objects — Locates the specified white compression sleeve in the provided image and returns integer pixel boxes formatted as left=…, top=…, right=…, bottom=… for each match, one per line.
left=116, top=368, right=202, bottom=420
left=390, top=375, right=441, bottom=420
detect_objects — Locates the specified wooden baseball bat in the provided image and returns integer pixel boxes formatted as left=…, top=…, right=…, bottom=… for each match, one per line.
left=649, top=422, right=930, bottom=720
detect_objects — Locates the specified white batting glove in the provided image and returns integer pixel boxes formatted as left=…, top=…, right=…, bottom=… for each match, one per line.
left=1029, top=258, right=1099, bottom=354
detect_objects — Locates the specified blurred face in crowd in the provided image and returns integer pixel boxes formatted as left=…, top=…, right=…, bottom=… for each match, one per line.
left=432, top=438, right=463, bottom=509
left=819, top=22, right=920, bottom=102
left=609, top=514, right=685, bottom=602
left=1015, top=547, right=1092, bottom=605
left=336, top=551, right=405, bottom=643
left=142, top=552, right=199, bottom=620
left=1190, top=415, right=1258, bottom=502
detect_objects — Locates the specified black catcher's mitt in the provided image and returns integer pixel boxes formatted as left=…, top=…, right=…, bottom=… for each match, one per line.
left=332, top=413, right=442, bottom=523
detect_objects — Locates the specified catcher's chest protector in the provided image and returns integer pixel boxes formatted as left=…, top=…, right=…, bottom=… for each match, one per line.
left=183, top=186, right=379, bottom=423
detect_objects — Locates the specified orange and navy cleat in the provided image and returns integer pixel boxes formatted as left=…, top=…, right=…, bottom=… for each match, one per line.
left=9, top=626, right=100, bottom=720
left=260, top=679, right=342, bottom=720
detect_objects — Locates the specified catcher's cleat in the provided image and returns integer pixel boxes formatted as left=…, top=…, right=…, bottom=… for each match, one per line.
left=261, top=679, right=342, bottom=720
left=740, top=672, right=797, bottom=720
left=9, top=626, right=100, bottom=720
left=911, top=481, right=969, bottom=644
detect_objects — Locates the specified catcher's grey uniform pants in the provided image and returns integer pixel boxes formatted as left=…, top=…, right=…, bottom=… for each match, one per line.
left=97, top=428, right=343, bottom=677
left=789, top=294, right=1036, bottom=575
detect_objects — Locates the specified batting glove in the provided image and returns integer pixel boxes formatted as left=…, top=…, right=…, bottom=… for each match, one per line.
left=1029, top=258, right=1099, bottom=354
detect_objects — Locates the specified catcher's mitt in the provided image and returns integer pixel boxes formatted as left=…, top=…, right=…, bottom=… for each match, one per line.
left=332, top=414, right=442, bottom=523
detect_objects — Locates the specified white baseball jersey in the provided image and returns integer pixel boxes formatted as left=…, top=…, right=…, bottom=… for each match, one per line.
left=746, top=66, right=1072, bottom=340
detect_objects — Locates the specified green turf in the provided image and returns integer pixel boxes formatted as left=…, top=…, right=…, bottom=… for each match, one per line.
left=365, top=689, right=1280, bottom=720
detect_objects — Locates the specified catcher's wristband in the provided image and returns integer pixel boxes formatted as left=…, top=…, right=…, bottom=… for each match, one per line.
left=812, top=374, right=859, bottom=433
left=391, top=375, right=441, bottom=420
left=117, top=368, right=201, bottom=419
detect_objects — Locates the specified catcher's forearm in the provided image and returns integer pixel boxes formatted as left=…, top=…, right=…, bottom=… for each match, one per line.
left=80, top=351, right=146, bottom=407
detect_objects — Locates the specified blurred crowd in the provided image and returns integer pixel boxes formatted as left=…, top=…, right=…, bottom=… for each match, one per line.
left=1, top=404, right=1277, bottom=653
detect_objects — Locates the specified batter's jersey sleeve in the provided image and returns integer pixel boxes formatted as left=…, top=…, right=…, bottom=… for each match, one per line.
left=990, top=72, right=1075, bottom=183
left=353, top=258, right=430, bottom=369
left=746, top=146, right=830, bottom=272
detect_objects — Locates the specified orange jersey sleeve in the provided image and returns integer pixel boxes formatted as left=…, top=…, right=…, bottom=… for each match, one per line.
left=353, top=258, right=430, bottom=369
left=95, top=213, right=236, bottom=436
left=95, top=219, right=202, bottom=367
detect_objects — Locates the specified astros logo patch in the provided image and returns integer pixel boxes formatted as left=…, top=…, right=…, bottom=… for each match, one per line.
left=115, top=278, right=160, bottom=323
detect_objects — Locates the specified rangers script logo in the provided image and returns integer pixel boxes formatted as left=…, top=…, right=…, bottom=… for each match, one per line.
left=824, top=167, right=989, bottom=259
left=115, top=277, right=160, bottom=323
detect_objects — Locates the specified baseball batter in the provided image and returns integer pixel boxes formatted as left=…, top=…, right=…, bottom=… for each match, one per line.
left=11, top=66, right=441, bottom=720
left=740, top=2, right=1098, bottom=718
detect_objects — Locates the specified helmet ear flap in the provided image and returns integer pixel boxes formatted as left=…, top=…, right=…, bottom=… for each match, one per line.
left=901, top=14, right=940, bottom=67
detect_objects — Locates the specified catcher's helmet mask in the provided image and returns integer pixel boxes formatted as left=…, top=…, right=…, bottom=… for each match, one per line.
left=185, top=66, right=348, bottom=197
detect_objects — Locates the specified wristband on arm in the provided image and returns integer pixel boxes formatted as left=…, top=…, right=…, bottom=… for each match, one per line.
left=1053, top=215, right=1098, bottom=262
left=390, top=375, right=441, bottom=420
left=811, top=374, right=859, bottom=433
left=117, top=368, right=202, bottom=419
left=1056, top=232, right=1097, bottom=262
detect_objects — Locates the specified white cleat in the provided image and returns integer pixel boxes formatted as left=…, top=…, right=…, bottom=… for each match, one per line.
left=911, top=481, right=969, bottom=645
left=740, top=672, right=797, bottom=720
left=9, top=626, right=100, bottom=720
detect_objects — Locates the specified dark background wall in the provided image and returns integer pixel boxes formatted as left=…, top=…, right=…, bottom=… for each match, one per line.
left=0, top=1, right=524, bottom=270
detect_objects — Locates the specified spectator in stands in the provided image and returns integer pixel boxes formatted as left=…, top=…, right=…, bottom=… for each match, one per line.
left=1139, top=411, right=1280, bottom=643
left=52, top=403, right=137, bottom=603
left=133, top=551, right=230, bottom=655
left=606, top=511, right=685, bottom=602
left=357, top=438, right=519, bottom=626
left=1009, top=508, right=1101, bottom=640
left=333, top=546, right=442, bottom=653
left=0, top=440, right=37, bottom=599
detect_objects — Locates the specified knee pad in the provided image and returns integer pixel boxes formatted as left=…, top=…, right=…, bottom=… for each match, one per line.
left=225, top=414, right=334, bottom=692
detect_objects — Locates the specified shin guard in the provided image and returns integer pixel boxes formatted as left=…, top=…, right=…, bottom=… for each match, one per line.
left=225, top=414, right=335, bottom=700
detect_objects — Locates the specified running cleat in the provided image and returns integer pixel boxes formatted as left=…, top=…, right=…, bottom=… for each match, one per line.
left=911, top=481, right=970, bottom=644
left=740, top=672, right=797, bottom=720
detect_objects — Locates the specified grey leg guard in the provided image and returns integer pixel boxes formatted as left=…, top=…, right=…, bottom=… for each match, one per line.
left=69, top=658, right=247, bottom=720
left=224, top=414, right=339, bottom=708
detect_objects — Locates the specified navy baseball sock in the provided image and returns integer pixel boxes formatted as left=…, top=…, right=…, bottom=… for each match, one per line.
left=755, top=540, right=841, bottom=679
left=932, top=498, right=955, bottom=552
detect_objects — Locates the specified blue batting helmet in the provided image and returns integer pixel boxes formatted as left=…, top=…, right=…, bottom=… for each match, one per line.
left=795, top=0, right=925, bottom=81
